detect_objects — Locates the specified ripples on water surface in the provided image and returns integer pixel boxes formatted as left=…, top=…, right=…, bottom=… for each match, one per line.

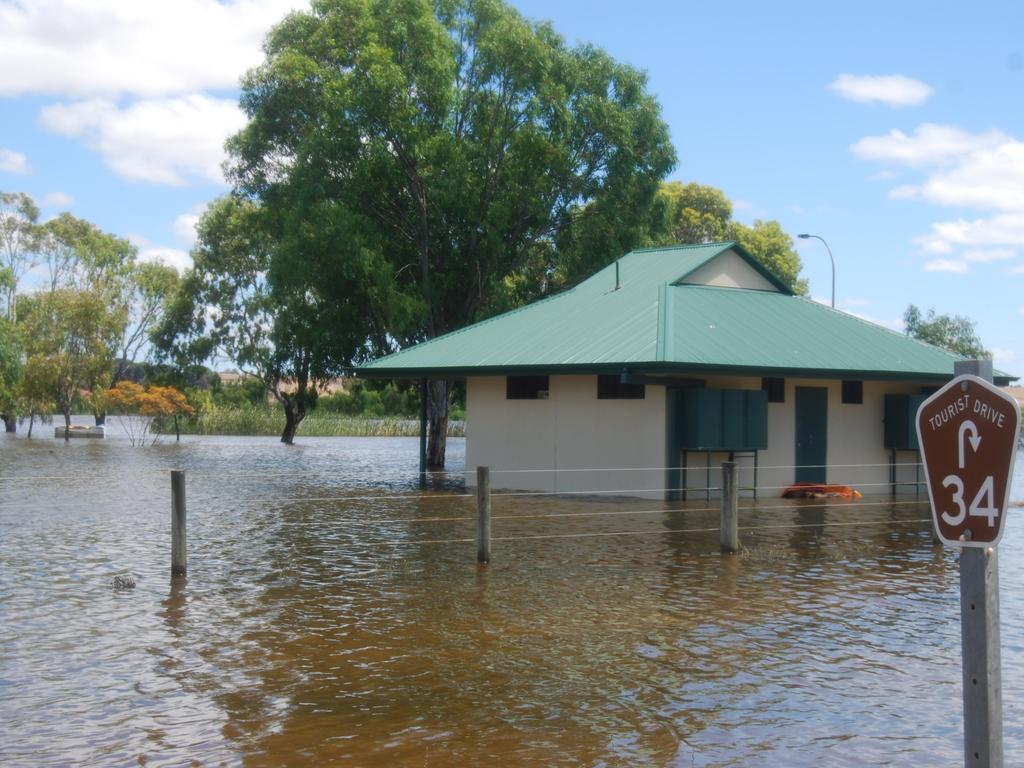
left=2, top=424, right=1023, bottom=766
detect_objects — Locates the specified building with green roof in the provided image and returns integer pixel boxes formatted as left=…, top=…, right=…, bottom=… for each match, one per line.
left=360, top=242, right=1014, bottom=498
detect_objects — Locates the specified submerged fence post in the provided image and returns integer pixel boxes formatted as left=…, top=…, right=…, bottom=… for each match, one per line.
left=171, top=470, right=187, bottom=578
left=476, top=465, right=491, bottom=564
left=720, top=462, right=739, bottom=553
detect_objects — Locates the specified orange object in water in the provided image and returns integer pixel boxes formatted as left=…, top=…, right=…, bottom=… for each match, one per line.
left=781, top=482, right=862, bottom=500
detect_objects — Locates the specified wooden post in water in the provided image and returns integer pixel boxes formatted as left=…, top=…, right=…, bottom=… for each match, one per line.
left=418, top=377, right=428, bottom=488
left=476, top=465, right=491, bottom=564
left=954, top=359, right=1002, bottom=767
left=171, top=470, right=187, bottom=578
left=720, top=461, right=739, bottom=553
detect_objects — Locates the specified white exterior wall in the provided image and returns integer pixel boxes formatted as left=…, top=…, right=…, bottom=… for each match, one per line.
left=465, top=375, right=667, bottom=497
left=682, top=375, right=927, bottom=499
left=465, top=373, right=930, bottom=499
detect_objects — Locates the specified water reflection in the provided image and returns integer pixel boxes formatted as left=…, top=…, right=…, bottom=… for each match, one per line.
left=1, top=434, right=1022, bottom=766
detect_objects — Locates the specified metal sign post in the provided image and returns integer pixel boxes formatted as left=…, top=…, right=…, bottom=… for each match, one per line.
left=916, top=360, right=1020, bottom=768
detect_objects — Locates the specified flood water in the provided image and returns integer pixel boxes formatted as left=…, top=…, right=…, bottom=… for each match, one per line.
left=2, top=421, right=1023, bottom=767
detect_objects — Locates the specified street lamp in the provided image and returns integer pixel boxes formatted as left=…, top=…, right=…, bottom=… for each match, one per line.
left=797, top=233, right=835, bottom=309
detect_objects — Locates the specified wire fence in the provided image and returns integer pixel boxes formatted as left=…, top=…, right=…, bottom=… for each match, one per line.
left=163, top=460, right=952, bottom=552
left=4, top=459, right=1017, bottom=554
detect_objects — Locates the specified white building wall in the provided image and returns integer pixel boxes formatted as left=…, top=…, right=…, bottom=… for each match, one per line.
left=465, top=375, right=667, bottom=497
left=465, top=373, right=929, bottom=499
left=681, top=376, right=927, bottom=499
left=678, top=249, right=779, bottom=291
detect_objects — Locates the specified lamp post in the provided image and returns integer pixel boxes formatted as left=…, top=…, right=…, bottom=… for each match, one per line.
left=797, top=233, right=835, bottom=309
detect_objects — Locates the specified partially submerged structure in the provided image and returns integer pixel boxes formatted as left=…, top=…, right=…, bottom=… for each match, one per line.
left=359, top=242, right=1014, bottom=498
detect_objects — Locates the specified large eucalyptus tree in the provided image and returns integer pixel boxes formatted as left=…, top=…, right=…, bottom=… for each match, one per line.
left=224, top=0, right=675, bottom=463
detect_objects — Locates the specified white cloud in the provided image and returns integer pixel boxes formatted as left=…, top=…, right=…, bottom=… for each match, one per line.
left=828, top=74, right=933, bottom=107
left=138, top=246, right=192, bottom=272
left=868, top=169, right=900, bottom=181
left=130, top=231, right=192, bottom=271
left=0, top=148, right=31, bottom=175
left=914, top=213, right=1024, bottom=253
left=851, top=124, right=1006, bottom=167
left=924, top=258, right=969, bottom=273
left=41, top=191, right=74, bottom=208
left=964, top=248, right=1015, bottom=263
left=173, top=205, right=207, bottom=246
left=40, top=95, right=245, bottom=185
left=1011, top=264, right=1024, bottom=274
left=888, top=185, right=919, bottom=200
left=2, top=1, right=305, bottom=188
left=0, top=0, right=305, bottom=99
left=855, top=124, right=1024, bottom=255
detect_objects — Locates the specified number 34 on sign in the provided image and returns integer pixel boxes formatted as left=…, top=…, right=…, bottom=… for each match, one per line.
left=916, top=375, right=1020, bottom=548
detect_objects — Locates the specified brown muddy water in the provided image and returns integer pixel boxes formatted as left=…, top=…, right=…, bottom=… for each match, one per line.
left=2, top=423, right=1024, bottom=767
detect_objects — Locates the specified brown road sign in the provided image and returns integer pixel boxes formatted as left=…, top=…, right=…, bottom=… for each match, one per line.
left=916, top=374, right=1020, bottom=548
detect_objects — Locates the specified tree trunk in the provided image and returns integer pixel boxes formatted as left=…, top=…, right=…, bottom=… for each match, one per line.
left=279, top=395, right=307, bottom=445
left=426, top=379, right=449, bottom=469
left=174, top=415, right=180, bottom=442
left=2, top=413, right=16, bottom=434
left=62, top=409, right=71, bottom=441
left=94, top=411, right=106, bottom=426
left=27, top=412, right=34, bottom=438
left=281, top=406, right=298, bottom=445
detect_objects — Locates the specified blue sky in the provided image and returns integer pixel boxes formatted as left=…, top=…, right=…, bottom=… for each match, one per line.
left=1, top=0, right=1022, bottom=373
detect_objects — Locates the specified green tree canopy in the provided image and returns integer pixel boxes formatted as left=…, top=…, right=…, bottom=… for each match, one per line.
left=155, top=196, right=382, bottom=443
left=554, top=181, right=807, bottom=294
left=0, top=191, right=40, bottom=321
left=728, top=219, right=807, bottom=295
left=659, top=181, right=733, bottom=244
left=0, top=315, right=21, bottom=432
left=38, top=212, right=136, bottom=295
left=17, top=289, right=126, bottom=436
left=215, top=0, right=676, bottom=460
left=904, top=305, right=989, bottom=359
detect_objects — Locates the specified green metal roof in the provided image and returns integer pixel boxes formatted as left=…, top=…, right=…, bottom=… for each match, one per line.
left=359, top=242, right=1016, bottom=384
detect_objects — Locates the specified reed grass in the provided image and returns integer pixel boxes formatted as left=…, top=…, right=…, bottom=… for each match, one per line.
left=169, top=406, right=465, bottom=438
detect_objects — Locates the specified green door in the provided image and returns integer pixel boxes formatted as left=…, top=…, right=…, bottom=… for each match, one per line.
left=795, top=387, right=828, bottom=483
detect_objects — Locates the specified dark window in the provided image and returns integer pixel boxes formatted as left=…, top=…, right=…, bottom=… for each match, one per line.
left=762, top=377, right=785, bottom=403
left=921, top=386, right=940, bottom=396
left=506, top=375, right=549, bottom=400
left=597, top=374, right=645, bottom=400
left=841, top=380, right=863, bottom=404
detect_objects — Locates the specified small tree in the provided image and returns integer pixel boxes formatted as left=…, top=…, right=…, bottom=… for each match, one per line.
left=104, top=381, right=193, bottom=445
left=904, top=305, right=989, bottom=358
left=0, top=314, right=22, bottom=433
left=0, top=191, right=41, bottom=322
left=18, top=289, right=125, bottom=438
left=17, top=357, right=54, bottom=438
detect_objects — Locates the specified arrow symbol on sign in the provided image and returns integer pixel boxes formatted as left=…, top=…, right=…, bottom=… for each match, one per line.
left=958, top=419, right=981, bottom=469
